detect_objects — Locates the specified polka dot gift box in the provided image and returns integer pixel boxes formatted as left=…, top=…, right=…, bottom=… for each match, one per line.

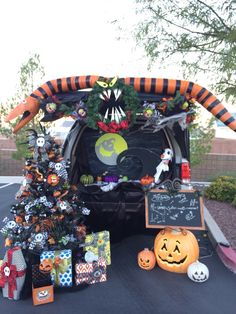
left=40, top=249, right=72, bottom=287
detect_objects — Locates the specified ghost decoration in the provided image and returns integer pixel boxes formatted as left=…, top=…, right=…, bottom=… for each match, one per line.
left=154, top=148, right=173, bottom=184
left=187, top=261, right=209, bottom=283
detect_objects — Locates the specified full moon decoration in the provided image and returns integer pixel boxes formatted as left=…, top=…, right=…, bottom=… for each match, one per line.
left=95, top=133, right=128, bottom=166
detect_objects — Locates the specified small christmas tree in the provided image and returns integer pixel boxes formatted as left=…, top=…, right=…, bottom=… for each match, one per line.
left=1, top=126, right=90, bottom=256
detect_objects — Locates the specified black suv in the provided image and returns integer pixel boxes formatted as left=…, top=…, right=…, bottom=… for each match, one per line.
left=62, top=95, right=191, bottom=241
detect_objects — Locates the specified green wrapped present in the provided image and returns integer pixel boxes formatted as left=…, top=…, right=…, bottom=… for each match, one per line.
left=84, top=231, right=111, bottom=265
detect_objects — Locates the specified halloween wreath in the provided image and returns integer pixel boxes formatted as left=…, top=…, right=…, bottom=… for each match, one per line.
left=85, top=77, right=140, bottom=133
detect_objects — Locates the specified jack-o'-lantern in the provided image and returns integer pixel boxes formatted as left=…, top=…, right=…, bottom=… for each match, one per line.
left=140, top=175, right=154, bottom=186
left=154, top=228, right=199, bottom=273
left=138, top=248, right=156, bottom=270
left=187, top=261, right=209, bottom=283
left=39, top=259, right=53, bottom=273
left=47, top=173, right=60, bottom=186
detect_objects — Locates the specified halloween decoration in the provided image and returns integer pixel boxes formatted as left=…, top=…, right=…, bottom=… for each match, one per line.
left=0, top=247, right=26, bottom=300
left=86, top=76, right=140, bottom=132
left=140, top=175, right=155, bottom=186
left=5, top=75, right=236, bottom=133
left=117, top=148, right=161, bottom=180
left=40, top=250, right=72, bottom=287
left=32, top=264, right=54, bottom=306
left=138, top=248, right=156, bottom=270
left=95, top=133, right=128, bottom=166
left=75, top=257, right=107, bottom=285
left=47, top=173, right=60, bottom=186
left=154, top=228, right=199, bottom=273
left=25, top=127, right=52, bottom=161
left=100, top=182, right=118, bottom=192
left=187, top=261, right=209, bottom=283
left=39, top=259, right=53, bottom=273
left=0, top=128, right=90, bottom=256
left=84, top=231, right=111, bottom=265
left=80, top=174, right=94, bottom=185
left=103, top=175, right=119, bottom=183
left=48, top=160, right=68, bottom=180
left=154, top=148, right=173, bottom=184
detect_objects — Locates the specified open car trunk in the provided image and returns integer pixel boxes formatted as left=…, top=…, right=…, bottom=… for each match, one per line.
left=63, top=119, right=189, bottom=241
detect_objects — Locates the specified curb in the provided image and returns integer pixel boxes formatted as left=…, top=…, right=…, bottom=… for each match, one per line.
left=0, top=176, right=22, bottom=184
left=204, top=206, right=236, bottom=273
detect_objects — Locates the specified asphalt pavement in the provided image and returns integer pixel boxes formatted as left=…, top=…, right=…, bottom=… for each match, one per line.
left=0, top=184, right=236, bottom=314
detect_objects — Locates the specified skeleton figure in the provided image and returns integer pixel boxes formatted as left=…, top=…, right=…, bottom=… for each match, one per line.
left=154, top=148, right=173, bottom=184
left=57, top=200, right=73, bottom=214
left=49, top=160, right=68, bottom=180
left=142, top=112, right=190, bottom=133
left=26, top=128, right=52, bottom=161
left=29, top=232, right=48, bottom=251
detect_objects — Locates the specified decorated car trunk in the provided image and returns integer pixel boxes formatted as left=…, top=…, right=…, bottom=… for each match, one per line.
left=5, top=76, right=236, bottom=242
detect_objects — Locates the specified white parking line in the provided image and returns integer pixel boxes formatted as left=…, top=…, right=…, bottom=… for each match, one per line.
left=0, top=183, right=14, bottom=189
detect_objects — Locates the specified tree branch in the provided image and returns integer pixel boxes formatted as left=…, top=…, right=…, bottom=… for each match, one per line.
left=195, top=0, right=232, bottom=31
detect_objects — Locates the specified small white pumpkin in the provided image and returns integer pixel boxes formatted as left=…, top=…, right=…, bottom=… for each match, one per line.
left=187, top=260, right=209, bottom=283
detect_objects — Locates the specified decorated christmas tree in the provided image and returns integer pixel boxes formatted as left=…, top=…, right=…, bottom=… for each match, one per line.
left=1, top=126, right=90, bottom=256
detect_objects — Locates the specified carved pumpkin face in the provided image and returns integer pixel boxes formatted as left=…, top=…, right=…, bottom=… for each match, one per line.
left=138, top=248, right=156, bottom=270
left=39, top=259, right=53, bottom=273
left=47, top=173, right=60, bottom=186
left=187, top=261, right=209, bottom=283
left=154, top=229, right=199, bottom=273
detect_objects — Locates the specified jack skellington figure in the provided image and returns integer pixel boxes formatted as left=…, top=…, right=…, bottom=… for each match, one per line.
left=26, top=126, right=52, bottom=161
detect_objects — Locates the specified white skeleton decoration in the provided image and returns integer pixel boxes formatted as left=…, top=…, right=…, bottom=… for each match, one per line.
left=29, top=232, right=48, bottom=250
left=49, top=160, right=68, bottom=180
left=57, top=200, right=73, bottom=214
left=154, top=148, right=173, bottom=184
left=142, top=111, right=193, bottom=133
left=26, top=129, right=52, bottom=161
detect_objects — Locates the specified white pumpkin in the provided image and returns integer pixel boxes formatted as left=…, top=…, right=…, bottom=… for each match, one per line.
left=187, top=260, right=209, bottom=283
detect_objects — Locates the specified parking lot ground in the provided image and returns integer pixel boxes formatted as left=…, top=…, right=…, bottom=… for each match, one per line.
left=0, top=184, right=236, bottom=314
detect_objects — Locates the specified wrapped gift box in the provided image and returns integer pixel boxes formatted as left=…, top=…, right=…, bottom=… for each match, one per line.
left=75, top=257, right=107, bottom=285
left=32, top=264, right=54, bottom=306
left=0, top=247, right=26, bottom=300
left=40, top=249, right=72, bottom=287
left=84, top=231, right=111, bottom=265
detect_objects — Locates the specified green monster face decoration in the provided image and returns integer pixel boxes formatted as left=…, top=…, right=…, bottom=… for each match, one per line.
left=86, top=76, right=140, bottom=133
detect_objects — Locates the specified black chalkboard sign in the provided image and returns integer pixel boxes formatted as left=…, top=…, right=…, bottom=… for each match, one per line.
left=145, top=189, right=205, bottom=230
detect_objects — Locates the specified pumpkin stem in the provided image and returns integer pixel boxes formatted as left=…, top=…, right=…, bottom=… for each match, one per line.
left=180, top=228, right=187, bottom=236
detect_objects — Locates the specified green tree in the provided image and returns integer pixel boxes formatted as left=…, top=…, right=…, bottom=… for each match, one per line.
left=134, top=0, right=236, bottom=101
left=189, top=115, right=215, bottom=167
left=0, top=53, right=45, bottom=159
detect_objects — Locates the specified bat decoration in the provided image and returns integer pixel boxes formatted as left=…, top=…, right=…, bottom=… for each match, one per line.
left=5, top=75, right=236, bottom=133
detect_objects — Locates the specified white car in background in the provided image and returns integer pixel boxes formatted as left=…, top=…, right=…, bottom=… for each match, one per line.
left=214, top=113, right=236, bottom=139
left=49, top=119, right=75, bottom=141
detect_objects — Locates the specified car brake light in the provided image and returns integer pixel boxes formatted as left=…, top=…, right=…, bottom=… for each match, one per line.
left=181, top=161, right=191, bottom=184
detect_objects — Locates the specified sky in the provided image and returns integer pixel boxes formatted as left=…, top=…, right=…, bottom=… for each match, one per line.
left=0, top=0, right=172, bottom=102
left=0, top=0, right=235, bottom=132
